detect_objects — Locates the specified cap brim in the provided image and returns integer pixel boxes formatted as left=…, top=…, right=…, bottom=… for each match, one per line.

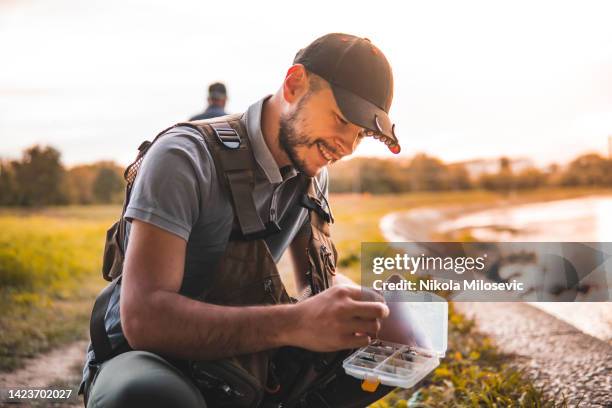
left=331, top=85, right=401, bottom=154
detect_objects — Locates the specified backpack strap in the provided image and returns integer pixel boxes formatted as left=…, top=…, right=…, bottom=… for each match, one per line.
left=89, top=275, right=125, bottom=363
left=179, top=115, right=280, bottom=240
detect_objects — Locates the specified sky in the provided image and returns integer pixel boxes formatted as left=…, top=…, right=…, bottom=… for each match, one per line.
left=1, top=0, right=611, bottom=167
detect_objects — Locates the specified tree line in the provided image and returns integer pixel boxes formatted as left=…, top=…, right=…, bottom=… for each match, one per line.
left=1, top=144, right=611, bottom=206
left=0, top=145, right=125, bottom=206
left=328, top=153, right=612, bottom=194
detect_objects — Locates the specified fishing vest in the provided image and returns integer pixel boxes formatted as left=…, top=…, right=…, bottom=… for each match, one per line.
left=85, top=113, right=344, bottom=407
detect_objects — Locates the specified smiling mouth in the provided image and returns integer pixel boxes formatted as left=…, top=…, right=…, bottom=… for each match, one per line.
left=317, top=142, right=338, bottom=163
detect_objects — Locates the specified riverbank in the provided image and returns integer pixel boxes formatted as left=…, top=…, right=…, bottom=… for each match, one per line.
left=320, top=187, right=610, bottom=407
left=379, top=190, right=612, bottom=406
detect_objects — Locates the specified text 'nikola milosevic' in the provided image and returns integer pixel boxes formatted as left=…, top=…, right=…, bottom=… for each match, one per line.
left=369, top=252, right=524, bottom=293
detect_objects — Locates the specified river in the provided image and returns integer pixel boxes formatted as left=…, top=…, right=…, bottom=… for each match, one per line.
left=383, top=195, right=612, bottom=343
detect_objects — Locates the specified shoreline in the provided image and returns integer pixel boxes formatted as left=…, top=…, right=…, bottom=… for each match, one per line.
left=379, top=194, right=612, bottom=342
left=378, top=195, right=612, bottom=406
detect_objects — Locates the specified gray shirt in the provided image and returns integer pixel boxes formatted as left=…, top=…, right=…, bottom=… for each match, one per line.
left=80, top=95, right=329, bottom=390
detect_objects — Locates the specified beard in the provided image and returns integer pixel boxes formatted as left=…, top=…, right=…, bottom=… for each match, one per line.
left=278, top=96, right=316, bottom=175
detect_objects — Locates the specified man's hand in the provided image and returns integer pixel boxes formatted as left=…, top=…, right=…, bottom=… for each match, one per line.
left=285, top=285, right=389, bottom=352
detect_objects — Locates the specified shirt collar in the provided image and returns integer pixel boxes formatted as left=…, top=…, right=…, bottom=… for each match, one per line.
left=242, top=95, right=297, bottom=184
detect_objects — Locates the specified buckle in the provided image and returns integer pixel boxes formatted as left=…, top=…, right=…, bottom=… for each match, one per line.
left=300, top=195, right=332, bottom=223
left=228, top=220, right=282, bottom=241
left=137, top=140, right=151, bottom=152
left=211, top=123, right=240, bottom=149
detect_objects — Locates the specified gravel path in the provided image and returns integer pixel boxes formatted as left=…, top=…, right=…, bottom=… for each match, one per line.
left=0, top=340, right=87, bottom=407
left=455, top=302, right=612, bottom=407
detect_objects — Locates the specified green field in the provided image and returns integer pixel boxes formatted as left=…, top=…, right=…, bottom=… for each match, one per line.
left=0, top=206, right=119, bottom=371
left=1, top=187, right=606, bottom=405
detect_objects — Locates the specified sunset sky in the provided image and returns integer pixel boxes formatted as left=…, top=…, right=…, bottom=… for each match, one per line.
left=1, top=0, right=611, bottom=167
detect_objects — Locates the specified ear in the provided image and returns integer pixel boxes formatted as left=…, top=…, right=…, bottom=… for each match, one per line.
left=283, top=64, right=308, bottom=104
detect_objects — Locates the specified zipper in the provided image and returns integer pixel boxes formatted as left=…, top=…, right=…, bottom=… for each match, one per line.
left=263, top=277, right=276, bottom=303
left=305, top=248, right=317, bottom=295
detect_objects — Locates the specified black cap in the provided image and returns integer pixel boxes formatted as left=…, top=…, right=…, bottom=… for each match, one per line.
left=208, top=82, right=227, bottom=99
left=294, top=33, right=400, bottom=154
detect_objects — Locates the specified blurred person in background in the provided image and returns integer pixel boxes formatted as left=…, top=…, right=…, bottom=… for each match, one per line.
left=189, top=82, right=228, bottom=120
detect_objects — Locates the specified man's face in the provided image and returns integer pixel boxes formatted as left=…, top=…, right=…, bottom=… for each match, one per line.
left=279, top=85, right=365, bottom=177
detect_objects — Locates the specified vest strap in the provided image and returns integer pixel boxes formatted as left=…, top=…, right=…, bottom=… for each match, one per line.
left=210, top=122, right=240, bottom=149
left=185, top=118, right=273, bottom=240
left=226, top=170, right=266, bottom=236
left=300, top=194, right=332, bottom=223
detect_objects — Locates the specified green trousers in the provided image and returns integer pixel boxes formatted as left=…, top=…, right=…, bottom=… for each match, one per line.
left=85, top=350, right=395, bottom=408
left=85, top=351, right=206, bottom=408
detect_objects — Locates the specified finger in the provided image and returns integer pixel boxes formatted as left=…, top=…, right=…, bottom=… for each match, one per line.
left=342, top=286, right=386, bottom=303
left=345, top=318, right=381, bottom=338
left=347, top=299, right=390, bottom=319
left=360, top=287, right=386, bottom=303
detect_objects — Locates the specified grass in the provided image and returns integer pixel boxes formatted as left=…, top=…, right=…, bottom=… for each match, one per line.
left=369, top=305, right=577, bottom=407
left=0, top=206, right=119, bottom=371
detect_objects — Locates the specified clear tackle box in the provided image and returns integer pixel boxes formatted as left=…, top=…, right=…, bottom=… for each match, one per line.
left=342, top=291, right=448, bottom=391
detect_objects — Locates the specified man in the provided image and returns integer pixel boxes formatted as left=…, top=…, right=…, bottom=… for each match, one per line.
left=190, top=82, right=228, bottom=120
left=81, top=33, right=401, bottom=408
